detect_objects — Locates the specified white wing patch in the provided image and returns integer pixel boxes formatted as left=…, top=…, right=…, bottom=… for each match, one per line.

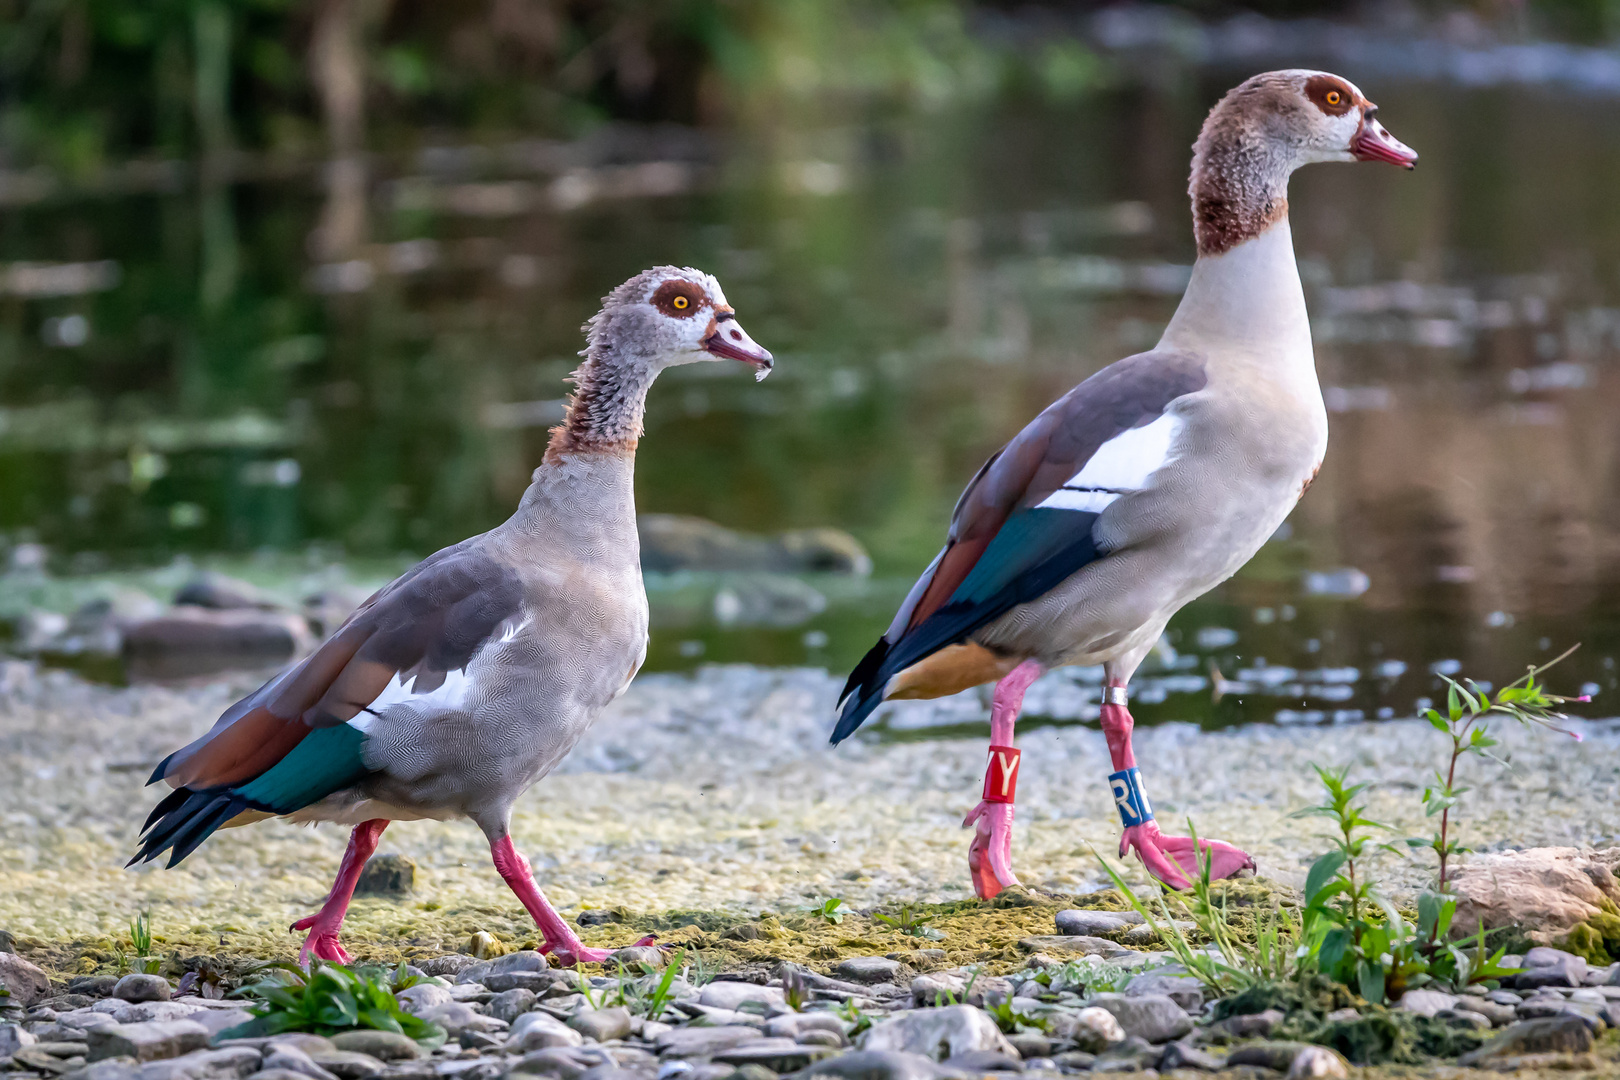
left=1037, top=413, right=1181, bottom=513
left=350, top=667, right=475, bottom=732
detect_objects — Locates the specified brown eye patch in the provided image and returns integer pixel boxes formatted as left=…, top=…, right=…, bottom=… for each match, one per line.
left=651, top=279, right=708, bottom=318
left=1304, top=75, right=1356, bottom=117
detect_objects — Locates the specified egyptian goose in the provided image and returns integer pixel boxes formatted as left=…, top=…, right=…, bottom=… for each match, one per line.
left=131, top=267, right=773, bottom=965
left=834, top=71, right=1417, bottom=896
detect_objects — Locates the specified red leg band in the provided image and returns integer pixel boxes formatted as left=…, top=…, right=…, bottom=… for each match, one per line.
left=982, top=745, right=1021, bottom=803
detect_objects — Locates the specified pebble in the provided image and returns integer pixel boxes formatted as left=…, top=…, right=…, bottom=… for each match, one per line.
left=795, top=1050, right=947, bottom=1080
left=510, top=1013, right=584, bottom=1052
left=1053, top=910, right=1143, bottom=937
left=1394, top=988, right=1458, bottom=1017
left=1045, top=1007, right=1124, bottom=1053
left=1084, top=993, right=1193, bottom=1044
left=110, top=977, right=171, bottom=1005
left=655, top=1025, right=762, bottom=1059
left=486, top=989, right=537, bottom=1024
left=260, top=1044, right=338, bottom=1080
left=1123, top=973, right=1203, bottom=1013
left=834, top=958, right=902, bottom=985
left=139, top=1046, right=263, bottom=1080
left=327, top=1032, right=420, bottom=1061
left=353, top=854, right=415, bottom=898
left=1459, top=1016, right=1595, bottom=1065
left=305, top=1050, right=385, bottom=1079
left=861, top=1004, right=1014, bottom=1061
left=1089, top=1034, right=1159, bottom=1072
left=1285, top=1045, right=1349, bottom=1079
left=1159, top=1040, right=1223, bottom=1071
left=695, top=983, right=784, bottom=1011
left=1453, top=998, right=1516, bottom=1026
left=711, top=1038, right=834, bottom=1071
left=395, top=986, right=453, bottom=1015
left=1015, top=936, right=1132, bottom=960
left=0, top=953, right=53, bottom=1008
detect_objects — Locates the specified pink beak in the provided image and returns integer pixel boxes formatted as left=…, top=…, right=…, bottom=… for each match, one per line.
left=1351, top=113, right=1418, bottom=169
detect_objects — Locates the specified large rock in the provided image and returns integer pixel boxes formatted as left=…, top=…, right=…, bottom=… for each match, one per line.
left=87, top=1021, right=210, bottom=1063
left=173, top=574, right=283, bottom=612
left=1395, top=989, right=1459, bottom=1017
left=0, top=952, right=52, bottom=1007
left=259, top=1043, right=338, bottom=1080
left=487, top=988, right=537, bottom=1023
left=1452, top=847, right=1620, bottom=934
left=1286, top=1046, right=1349, bottom=1079
left=567, top=1006, right=632, bottom=1043
left=1514, top=948, right=1587, bottom=989
left=638, top=515, right=871, bottom=576
left=135, top=1047, right=262, bottom=1080
left=2, top=1024, right=38, bottom=1058
left=326, top=1032, right=419, bottom=1061
left=395, top=984, right=452, bottom=1014
left=836, top=957, right=904, bottom=985
left=1085, top=993, right=1193, bottom=1044
left=1125, top=973, right=1203, bottom=1013
left=1458, top=1016, right=1594, bottom=1065
left=654, top=1026, right=760, bottom=1058
left=414, top=1003, right=506, bottom=1037
left=860, top=1005, right=1016, bottom=1061
left=122, top=609, right=314, bottom=680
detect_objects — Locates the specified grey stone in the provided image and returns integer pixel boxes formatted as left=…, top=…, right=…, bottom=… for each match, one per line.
left=1394, top=989, right=1459, bottom=1018
left=1514, top=949, right=1586, bottom=989
left=1003, top=1032, right=1049, bottom=1060
left=1054, top=911, right=1143, bottom=937
left=1226, top=1042, right=1310, bottom=1071
left=1486, top=989, right=1522, bottom=1005
left=1089, top=1035, right=1158, bottom=1073
left=795, top=1050, right=948, bottom=1080
left=1454, top=998, right=1516, bottom=1026
left=607, top=946, right=664, bottom=969
left=1458, top=1016, right=1595, bottom=1065
left=68, top=979, right=122, bottom=1000
left=88, top=1022, right=210, bottom=1063
left=1435, top=1009, right=1492, bottom=1031
left=1050, top=1051, right=1094, bottom=1072
left=711, top=1038, right=836, bottom=1071
left=1015, top=937, right=1131, bottom=960
left=0, top=952, right=52, bottom=1008
left=1157, top=1041, right=1222, bottom=1071
left=259, top=1046, right=337, bottom=1080
left=327, top=1034, right=419, bottom=1062
left=414, top=1003, right=506, bottom=1038
left=484, top=973, right=555, bottom=994
left=263, top=1037, right=336, bottom=1058
left=697, top=984, right=784, bottom=1011
left=173, top=573, right=281, bottom=611
left=3, top=1023, right=39, bottom=1057
left=122, top=610, right=314, bottom=678
left=305, top=1051, right=384, bottom=1080
left=183, top=1011, right=253, bottom=1040
left=414, top=958, right=480, bottom=980
left=1084, top=994, right=1191, bottom=1045
left=136, top=1048, right=263, bottom=1080
left=112, top=1004, right=200, bottom=1026
left=1211, top=1009, right=1283, bottom=1038
left=860, top=1005, right=1015, bottom=1061
left=111, top=978, right=170, bottom=1006
left=655, top=1027, right=768, bottom=1059
left=69, top=1062, right=144, bottom=1080
left=572, top=1068, right=648, bottom=1080
left=1285, top=1046, right=1348, bottom=1079
left=1045, top=1007, right=1125, bottom=1053
left=1123, top=974, right=1202, bottom=1014
left=568, top=1007, right=633, bottom=1043
left=354, top=855, right=416, bottom=899
left=487, top=989, right=537, bottom=1023
left=638, top=515, right=870, bottom=576
left=510, top=1048, right=608, bottom=1080
left=1119, top=923, right=1194, bottom=947
left=763, top=1014, right=846, bottom=1042
left=909, top=970, right=1013, bottom=1009
left=246, top=1071, right=318, bottom=1080
left=836, top=958, right=904, bottom=985
left=395, top=986, right=453, bottom=1016
left=510, top=1013, right=584, bottom=1052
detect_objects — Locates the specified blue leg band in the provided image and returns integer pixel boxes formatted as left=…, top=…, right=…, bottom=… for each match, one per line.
left=1108, top=768, right=1155, bottom=828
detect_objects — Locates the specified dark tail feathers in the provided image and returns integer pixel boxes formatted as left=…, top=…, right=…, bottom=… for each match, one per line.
left=129, top=785, right=258, bottom=869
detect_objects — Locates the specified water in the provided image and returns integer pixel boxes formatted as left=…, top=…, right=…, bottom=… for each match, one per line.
left=5, top=68, right=1620, bottom=733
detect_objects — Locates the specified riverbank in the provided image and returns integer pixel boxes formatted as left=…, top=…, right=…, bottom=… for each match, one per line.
left=3, top=661, right=1617, bottom=959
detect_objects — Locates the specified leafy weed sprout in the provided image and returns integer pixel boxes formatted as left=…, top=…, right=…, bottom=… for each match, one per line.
left=874, top=903, right=945, bottom=941
left=222, top=962, right=447, bottom=1046
left=799, top=898, right=848, bottom=925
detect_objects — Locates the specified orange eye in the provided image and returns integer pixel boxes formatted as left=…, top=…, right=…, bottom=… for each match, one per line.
left=672, top=296, right=689, bottom=310
left=1325, top=90, right=1342, bottom=106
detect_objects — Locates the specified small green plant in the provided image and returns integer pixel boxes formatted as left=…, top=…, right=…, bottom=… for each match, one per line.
left=799, top=898, right=848, bottom=925
left=983, top=993, right=1050, bottom=1034
left=223, top=963, right=446, bottom=1046
left=835, top=996, right=873, bottom=1036
left=124, top=911, right=160, bottom=975
left=874, top=904, right=945, bottom=941
left=1421, top=649, right=1585, bottom=892
left=574, top=951, right=688, bottom=1019
left=932, top=966, right=981, bottom=1007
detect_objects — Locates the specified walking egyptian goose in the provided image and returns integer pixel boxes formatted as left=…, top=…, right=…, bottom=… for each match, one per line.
left=834, top=71, right=1417, bottom=896
left=131, top=267, right=773, bottom=965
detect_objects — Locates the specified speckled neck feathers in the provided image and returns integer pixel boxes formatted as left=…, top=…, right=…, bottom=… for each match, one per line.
left=544, top=343, right=655, bottom=461
left=1189, top=78, right=1300, bottom=258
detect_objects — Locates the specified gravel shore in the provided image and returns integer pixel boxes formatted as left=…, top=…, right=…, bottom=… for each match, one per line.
left=3, top=660, right=1618, bottom=955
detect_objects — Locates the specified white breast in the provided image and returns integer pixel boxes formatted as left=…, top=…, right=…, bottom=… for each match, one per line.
left=1036, top=413, right=1182, bottom=513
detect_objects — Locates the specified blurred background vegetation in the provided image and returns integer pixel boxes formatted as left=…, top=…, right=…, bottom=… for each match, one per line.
left=6, top=0, right=1620, bottom=723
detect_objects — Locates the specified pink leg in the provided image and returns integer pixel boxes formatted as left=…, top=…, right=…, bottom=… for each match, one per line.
left=292, top=818, right=388, bottom=965
left=490, top=836, right=656, bottom=967
left=962, top=660, right=1043, bottom=899
left=1100, top=686, right=1253, bottom=890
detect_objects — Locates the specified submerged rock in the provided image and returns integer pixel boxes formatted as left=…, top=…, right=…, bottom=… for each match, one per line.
left=353, top=854, right=415, bottom=898
left=1451, top=847, right=1620, bottom=934
left=638, top=515, right=870, bottom=576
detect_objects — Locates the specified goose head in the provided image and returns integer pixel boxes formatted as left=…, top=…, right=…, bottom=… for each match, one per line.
left=590, top=265, right=773, bottom=379
left=1190, top=70, right=1417, bottom=256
